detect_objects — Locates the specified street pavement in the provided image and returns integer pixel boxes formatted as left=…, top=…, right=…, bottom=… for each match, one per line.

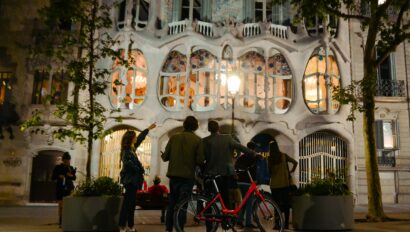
left=0, top=204, right=409, bottom=232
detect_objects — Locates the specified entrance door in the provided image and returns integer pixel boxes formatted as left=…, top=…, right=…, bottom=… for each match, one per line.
left=30, top=150, right=64, bottom=203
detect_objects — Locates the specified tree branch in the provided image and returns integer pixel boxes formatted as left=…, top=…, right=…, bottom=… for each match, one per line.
left=323, top=4, right=370, bottom=21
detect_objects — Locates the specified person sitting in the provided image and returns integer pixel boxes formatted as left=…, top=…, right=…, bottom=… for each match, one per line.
left=147, top=175, right=169, bottom=223
left=148, top=175, right=169, bottom=196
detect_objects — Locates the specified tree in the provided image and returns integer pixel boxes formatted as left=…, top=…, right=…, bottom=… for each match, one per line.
left=288, top=0, right=410, bottom=221
left=21, top=0, right=123, bottom=179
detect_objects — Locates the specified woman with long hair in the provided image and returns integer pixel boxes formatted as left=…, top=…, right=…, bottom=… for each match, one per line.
left=119, top=123, right=156, bottom=232
left=267, top=140, right=298, bottom=229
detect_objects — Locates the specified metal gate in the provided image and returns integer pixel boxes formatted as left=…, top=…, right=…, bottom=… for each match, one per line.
left=299, top=131, right=347, bottom=186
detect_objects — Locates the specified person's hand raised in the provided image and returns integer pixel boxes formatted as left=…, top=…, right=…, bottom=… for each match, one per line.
left=148, top=122, right=156, bottom=130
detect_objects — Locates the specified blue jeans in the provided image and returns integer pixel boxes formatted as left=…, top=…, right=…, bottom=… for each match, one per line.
left=165, top=177, right=194, bottom=232
left=237, top=182, right=254, bottom=226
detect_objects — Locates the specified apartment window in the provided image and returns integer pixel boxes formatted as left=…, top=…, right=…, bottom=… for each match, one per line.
left=181, top=0, right=190, bottom=20
left=159, top=50, right=188, bottom=111
left=271, top=0, right=291, bottom=25
left=255, top=1, right=264, bottom=22
left=132, top=0, right=149, bottom=28
left=190, top=49, right=217, bottom=111
left=32, top=70, right=68, bottom=105
left=0, top=72, right=12, bottom=105
left=111, top=49, right=147, bottom=109
left=303, top=47, right=340, bottom=114
left=117, top=0, right=126, bottom=29
left=376, top=120, right=399, bottom=167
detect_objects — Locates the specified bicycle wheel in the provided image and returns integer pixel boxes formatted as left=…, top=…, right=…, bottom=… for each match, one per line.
left=174, top=194, right=220, bottom=232
left=253, top=192, right=284, bottom=232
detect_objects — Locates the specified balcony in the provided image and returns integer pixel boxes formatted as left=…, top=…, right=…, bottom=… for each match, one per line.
left=376, top=80, right=406, bottom=97
left=378, top=150, right=396, bottom=167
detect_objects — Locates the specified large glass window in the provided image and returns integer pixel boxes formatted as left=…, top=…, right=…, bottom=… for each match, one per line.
left=190, top=49, right=217, bottom=111
left=375, top=120, right=399, bottom=167
left=133, top=0, right=149, bottom=28
left=270, top=0, right=291, bottom=25
left=32, top=70, right=68, bottom=105
left=267, top=50, right=292, bottom=114
left=238, top=51, right=265, bottom=113
left=303, top=47, right=340, bottom=114
left=159, top=51, right=188, bottom=111
left=110, top=49, right=147, bottom=109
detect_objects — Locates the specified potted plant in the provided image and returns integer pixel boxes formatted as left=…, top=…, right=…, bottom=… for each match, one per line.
left=62, top=176, right=122, bottom=232
left=292, top=174, right=353, bottom=231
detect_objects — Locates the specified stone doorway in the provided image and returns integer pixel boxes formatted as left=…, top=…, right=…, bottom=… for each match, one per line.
left=30, top=150, right=64, bottom=203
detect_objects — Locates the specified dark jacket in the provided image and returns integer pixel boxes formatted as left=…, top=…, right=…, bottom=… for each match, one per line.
left=161, top=131, right=204, bottom=179
left=52, top=164, right=76, bottom=194
left=120, top=129, right=149, bottom=188
left=203, top=133, right=258, bottom=176
left=235, top=152, right=258, bottom=183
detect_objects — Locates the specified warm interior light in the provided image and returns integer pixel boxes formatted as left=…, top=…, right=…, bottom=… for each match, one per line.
left=218, top=73, right=227, bottom=86
left=227, top=74, right=240, bottom=95
left=134, top=74, right=146, bottom=89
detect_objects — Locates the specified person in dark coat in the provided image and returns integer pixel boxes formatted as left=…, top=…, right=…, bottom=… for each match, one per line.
left=52, top=152, right=76, bottom=226
left=119, top=123, right=156, bottom=232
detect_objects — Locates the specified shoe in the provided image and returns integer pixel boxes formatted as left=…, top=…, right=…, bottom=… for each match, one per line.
left=236, top=222, right=244, bottom=229
left=245, top=223, right=258, bottom=229
left=128, top=227, right=137, bottom=232
left=119, top=227, right=127, bottom=232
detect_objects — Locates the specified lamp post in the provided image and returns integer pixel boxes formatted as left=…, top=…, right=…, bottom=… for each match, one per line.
left=227, top=74, right=240, bottom=135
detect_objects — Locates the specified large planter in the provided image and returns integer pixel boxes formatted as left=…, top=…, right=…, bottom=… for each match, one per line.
left=292, top=195, right=353, bottom=231
left=62, top=196, right=123, bottom=232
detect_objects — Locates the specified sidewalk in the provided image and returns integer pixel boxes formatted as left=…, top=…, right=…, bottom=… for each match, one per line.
left=0, top=204, right=409, bottom=232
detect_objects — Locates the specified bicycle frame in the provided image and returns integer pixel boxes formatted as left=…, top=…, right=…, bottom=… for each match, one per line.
left=196, top=171, right=274, bottom=222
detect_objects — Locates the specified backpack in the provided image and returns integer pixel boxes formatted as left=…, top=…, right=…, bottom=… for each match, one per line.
left=255, top=158, right=270, bottom=185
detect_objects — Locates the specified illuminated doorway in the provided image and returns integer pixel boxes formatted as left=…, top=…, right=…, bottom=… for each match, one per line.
left=99, top=127, right=152, bottom=182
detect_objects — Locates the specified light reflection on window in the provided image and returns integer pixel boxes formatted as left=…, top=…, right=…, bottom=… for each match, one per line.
left=303, top=47, right=340, bottom=114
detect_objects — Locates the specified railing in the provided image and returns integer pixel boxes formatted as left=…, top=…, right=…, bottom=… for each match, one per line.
left=168, top=20, right=189, bottom=35
left=378, top=150, right=396, bottom=167
left=269, top=24, right=288, bottom=39
left=243, top=23, right=261, bottom=37
left=376, top=80, right=406, bottom=97
left=195, top=21, right=214, bottom=37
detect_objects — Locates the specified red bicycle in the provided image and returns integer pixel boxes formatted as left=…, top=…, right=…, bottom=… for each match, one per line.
left=173, top=169, right=284, bottom=232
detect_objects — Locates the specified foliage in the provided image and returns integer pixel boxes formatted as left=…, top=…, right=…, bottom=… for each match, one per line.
left=73, top=176, right=122, bottom=197
left=288, top=0, right=410, bottom=220
left=297, top=175, right=351, bottom=196
left=21, top=0, right=125, bottom=179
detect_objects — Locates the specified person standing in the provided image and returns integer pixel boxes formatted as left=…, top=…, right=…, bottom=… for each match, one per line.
left=202, top=120, right=258, bottom=210
left=267, top=140, right=298, bottom=229
left=52, top=152, right=76, bottom=226
left=235, top=141, right=259, bottom=229
left=161, top=116, right=204, bottom=232
left=119, top=123, right=156, bottom=232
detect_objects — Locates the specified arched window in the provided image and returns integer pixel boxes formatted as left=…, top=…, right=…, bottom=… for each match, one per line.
left=303, top=47, right=340, bottom=114
left=266, top=50, right=292, bottom=114
left=238, top=51, right=265, bottom=113
left=158, top=50, right=188, bottom=111
left=190, top=49, right=217, bottom=111
left=110, top=49, right=147, bottom=109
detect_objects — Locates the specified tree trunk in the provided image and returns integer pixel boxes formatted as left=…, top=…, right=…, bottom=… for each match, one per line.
left=362, top=63, right=386, bottom=221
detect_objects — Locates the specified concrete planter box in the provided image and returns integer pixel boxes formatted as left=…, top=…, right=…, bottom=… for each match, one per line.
left=292, top=195, right=353, bottom=231
left=62, top=196, right=123, bottom=232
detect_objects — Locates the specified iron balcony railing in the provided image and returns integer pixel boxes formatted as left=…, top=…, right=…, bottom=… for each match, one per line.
left=378, top=150, right=396, bottom=167
left=376, top=80, right=406, bottom=97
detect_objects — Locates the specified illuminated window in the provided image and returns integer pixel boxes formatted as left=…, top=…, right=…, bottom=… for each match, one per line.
left=303, top=47, right=340, bottom=114
left=266, top=50, right=292, bottom=114
left=0, top=72, right=12, bottom=105
left=158, top=50, right=188, bottom=111
left=31, top=70, right=68, bottom=105
left=375, top=120, right=399, bottom=167
left=238, top=51, right=265, bottom=113
left=190, top=49, right=217, bottom=111
left=111, top=49, right=147, bottom=109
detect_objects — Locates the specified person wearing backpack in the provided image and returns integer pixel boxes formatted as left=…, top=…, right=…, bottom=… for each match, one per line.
left=267, top=140, right=298, bottom=229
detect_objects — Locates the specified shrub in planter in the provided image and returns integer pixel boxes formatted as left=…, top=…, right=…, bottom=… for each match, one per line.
left=292, top=175, right=353, bottom=231
left=62, top=177, right=123, bottom=232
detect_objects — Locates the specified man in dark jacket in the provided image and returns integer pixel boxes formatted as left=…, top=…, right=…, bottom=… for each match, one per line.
left=52, top=152, right=76, bottom=226
left=161, top=116, right=204, bottom=232
left=202, top=120, right=257, bottom=210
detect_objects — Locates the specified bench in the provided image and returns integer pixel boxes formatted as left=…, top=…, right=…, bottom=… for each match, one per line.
left=136, top=192, right=168, bottom=223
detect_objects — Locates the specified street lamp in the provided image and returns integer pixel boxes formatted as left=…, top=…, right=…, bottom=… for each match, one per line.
left=227, top=73, right=240, bottom=134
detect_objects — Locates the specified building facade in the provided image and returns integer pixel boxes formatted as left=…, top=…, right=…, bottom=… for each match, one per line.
left=0, top=0, right=409, bottom=205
